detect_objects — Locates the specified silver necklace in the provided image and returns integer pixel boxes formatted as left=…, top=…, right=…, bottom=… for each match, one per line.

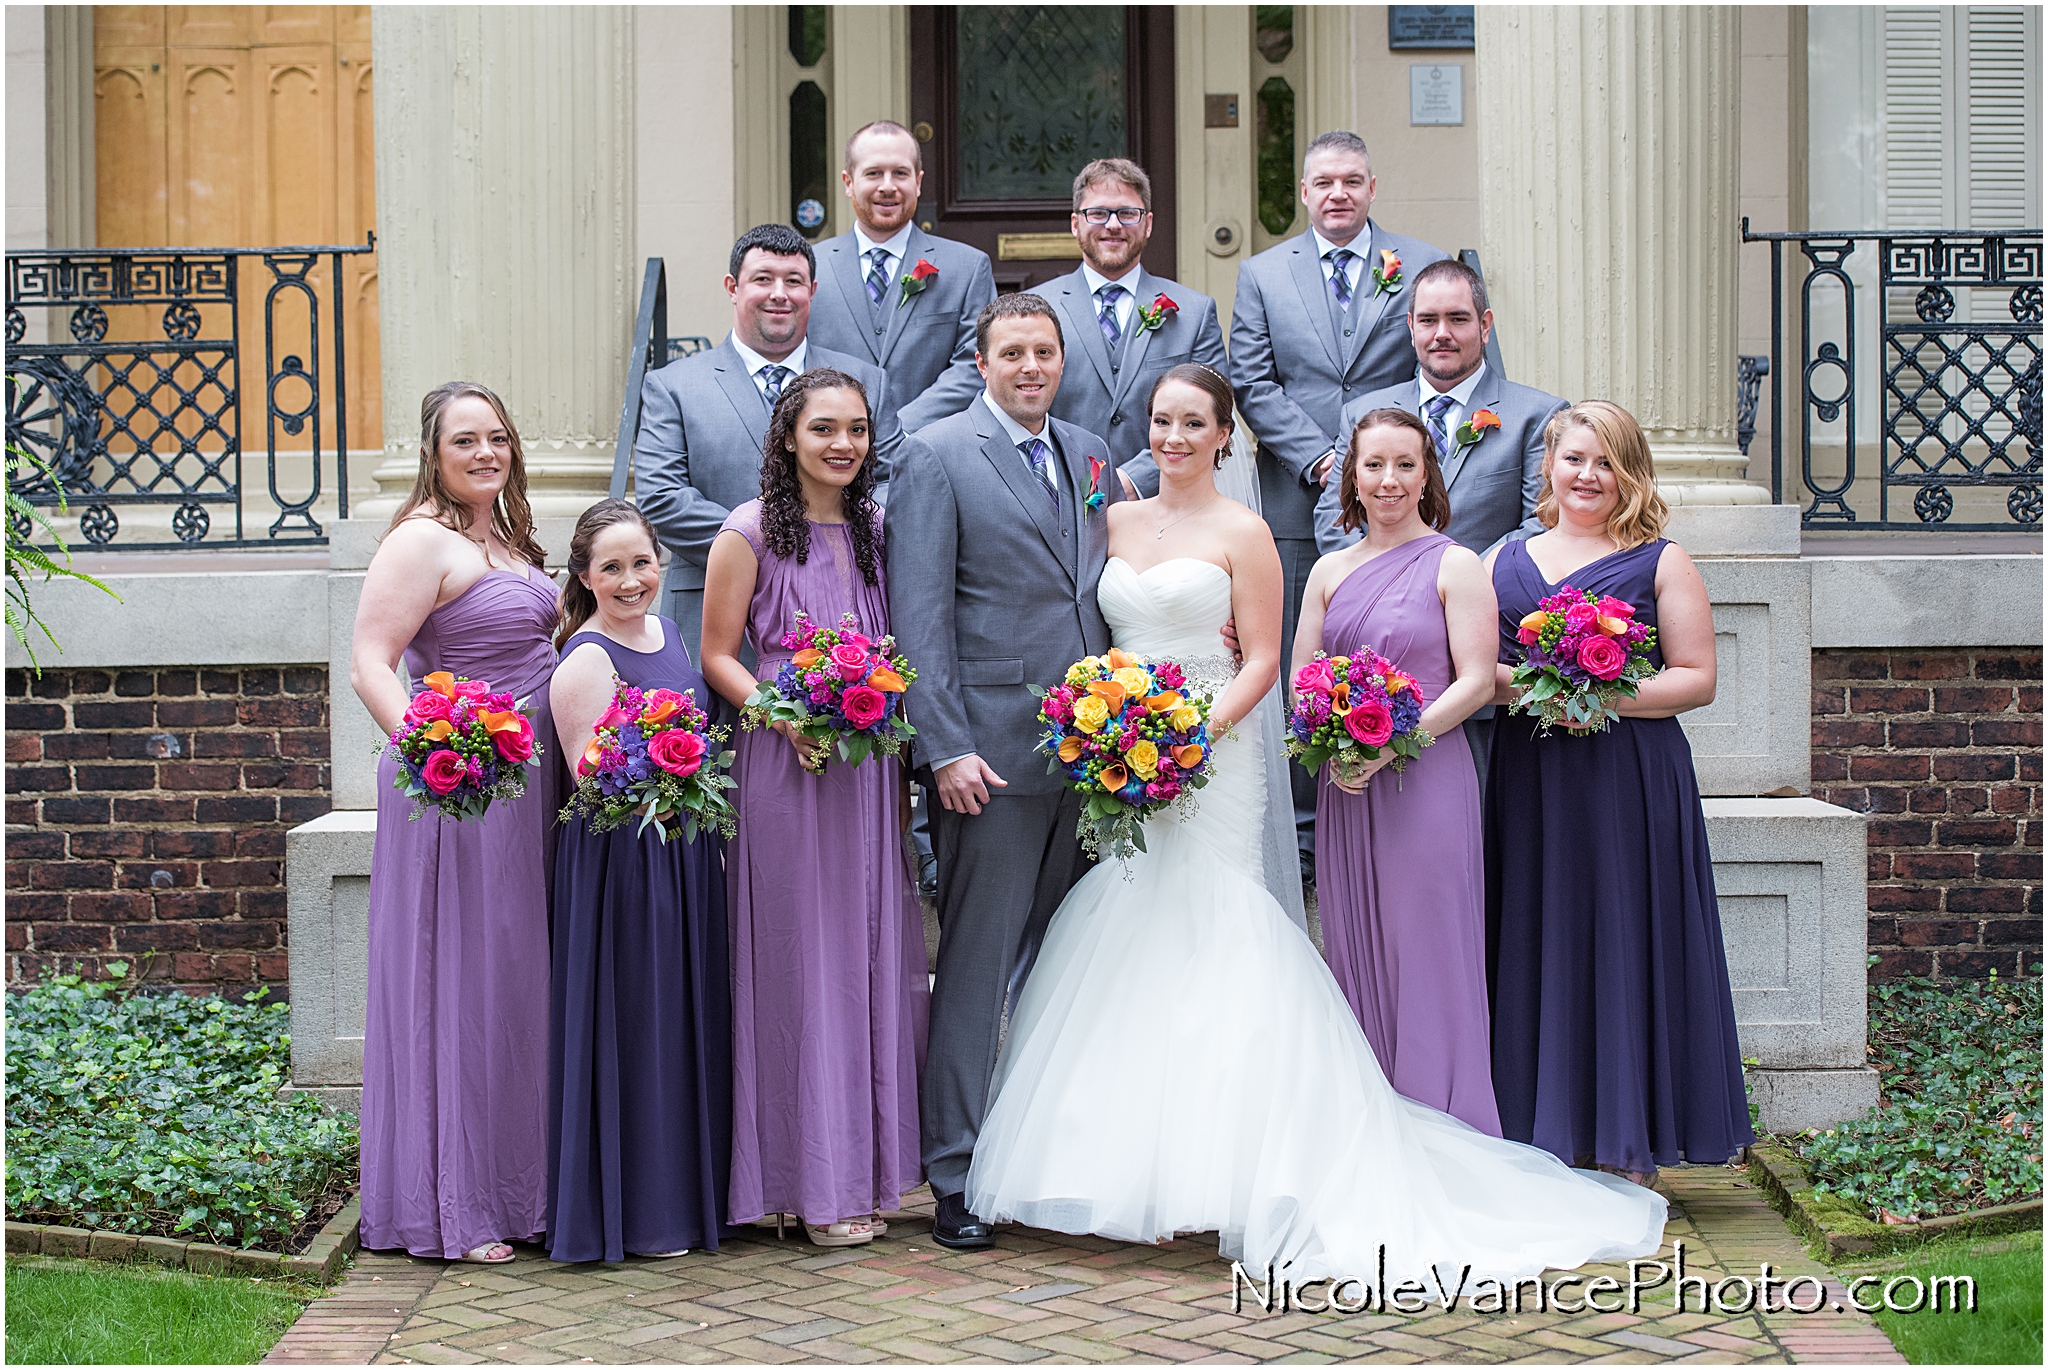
left=1154, top=493, right=1220, bottom=539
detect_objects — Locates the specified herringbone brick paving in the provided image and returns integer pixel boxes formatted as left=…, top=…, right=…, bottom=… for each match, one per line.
left=264, top=1168, right=1903, bottom=1364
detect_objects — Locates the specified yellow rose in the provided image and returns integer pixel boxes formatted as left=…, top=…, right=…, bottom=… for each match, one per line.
left=1065, top=657, right=1101, bottom=686
left=1170, top=704, right=1201, bottom=731
left=1126, top=738, right=1160, bottom=780
left=1073, top=695, right=1110, bottom=733
left=1112, top=666, right=1152, bottom=697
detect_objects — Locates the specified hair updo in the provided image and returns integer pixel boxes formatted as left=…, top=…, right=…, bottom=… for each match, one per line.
left=1145, top=363, right=1236, bottom=468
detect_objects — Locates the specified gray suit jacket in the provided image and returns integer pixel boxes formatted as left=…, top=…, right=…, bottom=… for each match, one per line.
left=805, top=226, right=997, bottom=433
left=1230, top=222, right=1449, bottom=542
left=1312, top=368, right=1569, bottom=557
left=633, top=337, right=901, bottom=616
left=1044, top=265, right=1227, bottom=492
left=884, top=396, right=1123, bottom=795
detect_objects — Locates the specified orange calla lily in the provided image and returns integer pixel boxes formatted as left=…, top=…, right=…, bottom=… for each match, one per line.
left=421, top=719, right=455, bottom=741
left=1106, top=648, right=1139, bottom=670
left=423, top=670, right=457, bottom=699
left=868, top=668, right=907, bottom=693
left=1086, top=678, right=1128, bottom=713
left=579, top=736, right=606, bottom=777
left=791, top=647, right=825, bottom=668
left=1143, top=691, right=1182, bottom=713
left=479, top=709, right=524, bottom=736
left=638, top=697, right=680, bottom=726
left=1596, top=614, right=1630, bottom=637
left=1384, top=672, right=1413, bottom=696
left=1099, top=763, right=1129, bottom=792
left=1330, top=680, right=1352, bottom=715
left=1057, top=736, right=1085, bottom=763
left=1518, top=610, right=1549, bottom=635
left=1172, top=744, right=1206, bottom=770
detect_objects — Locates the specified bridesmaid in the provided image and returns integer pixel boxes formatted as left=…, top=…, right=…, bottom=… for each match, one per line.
left=1293, top=408, right=1503, bottom=1134
left=700, top=368, right=928, bottom=1248
left=351, top=382, right=557, bottom=1263
left=1484, top=400, right=1752, bottom=1182
left=546, top=499, right=731, bottom=1262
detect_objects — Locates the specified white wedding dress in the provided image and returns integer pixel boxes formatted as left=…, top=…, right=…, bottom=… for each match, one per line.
left=965, top=556, right=1669, bottom=1287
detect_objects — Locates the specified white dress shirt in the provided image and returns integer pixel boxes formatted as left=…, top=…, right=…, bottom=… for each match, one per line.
left=1310, top=225, right=1370, bottom=297
left=729, top=337, right=809, bottom=400
left=1418, top=361, right=1489, bottom=452
left=854, top=221, right=917, bottom=297
left=1080, top=261, right=1139, bottom=337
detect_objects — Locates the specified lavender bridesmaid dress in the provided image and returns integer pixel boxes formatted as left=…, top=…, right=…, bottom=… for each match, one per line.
left=720, top=501, right=929, bottom=1227
left=1313, top=532, right=1501, bottom=1135
left=361, top=569, right=561, bottom=1259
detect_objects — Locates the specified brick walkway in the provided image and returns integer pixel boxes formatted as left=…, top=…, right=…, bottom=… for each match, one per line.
left=263, top=1168, right=1901, bottom=1365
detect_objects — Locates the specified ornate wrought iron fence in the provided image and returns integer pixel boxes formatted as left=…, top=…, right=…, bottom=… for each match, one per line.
left=4, top=239, right=375, bottom=550
left=1742, top=221, right=2041, bottom=531
left=609, top=258, right=715, bottom=498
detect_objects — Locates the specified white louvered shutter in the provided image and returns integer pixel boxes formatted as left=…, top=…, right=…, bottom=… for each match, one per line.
left=1965, top=7, right=2037, bottom=233
left=1884, top=7, right=1954, bottom=231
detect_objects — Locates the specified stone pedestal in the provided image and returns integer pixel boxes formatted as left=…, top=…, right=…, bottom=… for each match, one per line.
left=357, top=6, right=636, bottom=521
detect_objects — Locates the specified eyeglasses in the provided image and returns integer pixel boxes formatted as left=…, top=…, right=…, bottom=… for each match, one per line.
left=1077, top=206, right=1147, bottom=227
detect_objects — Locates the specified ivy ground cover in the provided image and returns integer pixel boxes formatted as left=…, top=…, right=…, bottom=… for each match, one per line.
left=5, top=966, right=359, bottom=1250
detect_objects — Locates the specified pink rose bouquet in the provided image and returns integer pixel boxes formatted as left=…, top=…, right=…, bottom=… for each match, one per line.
left=382, top=670, right=545, bottom=821
left=741, top=611, right=916, bottom=773
left=1507, top=584, right=1659, bottom=735
left=1286, top=648, right=1433, bottom=786
left=560, top=680, right=736, bottom=842
left=1033, top=649, right=1216, bottom=861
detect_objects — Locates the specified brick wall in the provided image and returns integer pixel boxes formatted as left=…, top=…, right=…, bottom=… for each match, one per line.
left=1811, top=648, right=2042, bottom=981
left=5, top=667, right=331, bottom=993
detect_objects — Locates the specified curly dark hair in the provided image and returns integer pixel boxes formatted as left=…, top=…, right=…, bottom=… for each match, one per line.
left=759, top=368, right=882, bottom=584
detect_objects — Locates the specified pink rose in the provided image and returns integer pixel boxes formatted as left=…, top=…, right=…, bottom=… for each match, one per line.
left=842, top=631, right=872, bottom=649
left=1517, top=625, right=1541, bottom=646
left=404, top=691, right=453, bottom=726
left=421, top=749, right=466, bottom=796
left=1342, top=699, right=1394, bottom=748
left=1564, top=602, right=1600, bottom=633
left=841, top=684, right=887, bottom=729
left=647, top=729, right=706, bottom=778
left=1596, top=596, right=1635, bottom=621
left=492, top=715, right=536, bottom=763
left=596, top=704, right=635, bottom=731
left=1294, top=659, right=1336, bottom=696
left=830, top=642, right=872, bottom=681
left=1577, top=635, right=1627, bottom=680
left=450, top=679, right=490, bottom=700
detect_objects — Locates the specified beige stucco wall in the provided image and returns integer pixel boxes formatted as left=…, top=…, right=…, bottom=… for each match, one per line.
left=1344, top=6, right=1484, bottom=266
left=637, top=3, right=738, bottom=342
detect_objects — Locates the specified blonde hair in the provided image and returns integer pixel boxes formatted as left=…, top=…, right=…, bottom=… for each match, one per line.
left=1535, top=400, right=1668, bottom=549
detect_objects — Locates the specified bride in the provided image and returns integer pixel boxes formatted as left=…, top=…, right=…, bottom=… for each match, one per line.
left=965, top=364, right=1669, bottom=1288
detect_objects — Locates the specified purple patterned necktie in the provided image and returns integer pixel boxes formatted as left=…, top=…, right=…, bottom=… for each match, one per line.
left=1326, top=248, right=1356, bottom=306
left=865, top=248, right=891, bottom=305
left=1097, top=284, right=1125, bottom=345
left=1021, top=438, right=1059, bottom=508
left=1425, top=393, right=1457, bottom=463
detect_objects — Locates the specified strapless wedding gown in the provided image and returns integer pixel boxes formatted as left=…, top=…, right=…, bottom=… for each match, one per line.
left=965, top=557, right=1669, bottom=1286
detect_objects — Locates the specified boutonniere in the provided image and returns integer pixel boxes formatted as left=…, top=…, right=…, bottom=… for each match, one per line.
left=1370, top=248, right=1403, bottom=298
left=1084, top=455, right=1108, bottom=512
left=1451, top=408, right=1502, bottom=458
left=898, top=258, right=939, bottom=308
left=1132, top=293, right=1178, bottom=337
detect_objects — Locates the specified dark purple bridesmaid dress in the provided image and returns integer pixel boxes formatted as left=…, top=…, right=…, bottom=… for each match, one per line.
left=1314, top=532, right=1501, bottom=1135
left=547, top=615, right=731, bottom=1261
left=1486, top=539, right=1753, bottom=1174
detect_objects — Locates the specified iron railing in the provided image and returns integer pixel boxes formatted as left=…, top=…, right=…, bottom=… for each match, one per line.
left=610, top=258, right=714, bottom=498
left=4, top=239, right=375, bottom=550
left=1742, top=221, right=2042, bottom=531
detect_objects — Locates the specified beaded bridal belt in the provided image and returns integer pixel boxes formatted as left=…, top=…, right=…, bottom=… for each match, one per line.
left=1171, top=653, right=1240, bottom=695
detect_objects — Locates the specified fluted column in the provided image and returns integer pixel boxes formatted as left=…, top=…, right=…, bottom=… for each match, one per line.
left=360, top=5, right=636, bottom=520
left=1477, top=6, right=1765, bottom=504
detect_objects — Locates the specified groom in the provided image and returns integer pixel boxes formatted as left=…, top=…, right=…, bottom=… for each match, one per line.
left=885, top=294, right=1122, bottom=1249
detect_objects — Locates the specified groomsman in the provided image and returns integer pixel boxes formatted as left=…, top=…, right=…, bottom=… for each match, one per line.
left=1045, top=157, right=1227, bottom=489
left=1310, top=256, right=1569, bottom=789
left=634, top=223, right=900, bottom=666
left=806, top=120, right=998, bottom=434
left=1230, top=130, right=1448, bottom=879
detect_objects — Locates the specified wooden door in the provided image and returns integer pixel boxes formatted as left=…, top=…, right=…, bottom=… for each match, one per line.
left=92, top=6, right=380, bottom=476
left=909, top=5, right=1177, bottom=291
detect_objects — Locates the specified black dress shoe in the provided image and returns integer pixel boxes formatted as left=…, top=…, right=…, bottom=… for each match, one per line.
left=917, top=854, right=939, bottom=900
left=929, top=1191, right=994, bottom=1250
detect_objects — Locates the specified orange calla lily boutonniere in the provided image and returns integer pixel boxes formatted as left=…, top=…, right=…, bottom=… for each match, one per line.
left=1371, top=248, right=1403, bottom=298
left=1451, top=408, right=1503, bottom=464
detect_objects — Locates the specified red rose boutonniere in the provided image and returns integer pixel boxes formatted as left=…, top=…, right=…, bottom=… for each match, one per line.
left=899, top=258, right=940, bottom=308
left=1452, top=408, right=1502, bottom=460
left=1085, top=455, right=1108, bottom=513
left=1371, top=248, right=1403, bottom=298
left=1132, top=293, right=1178, bottom=337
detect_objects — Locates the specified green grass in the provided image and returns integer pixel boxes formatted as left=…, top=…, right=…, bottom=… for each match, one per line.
left=1853, top=1231, right=2043, bottom=1365
left=3, top=1255, right=312, bottom=1365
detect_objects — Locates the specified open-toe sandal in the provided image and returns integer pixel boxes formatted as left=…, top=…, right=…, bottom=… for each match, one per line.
left=805, top=1220, right=875, bottom=1248
left=459, top=1242, right=516, bottom=1264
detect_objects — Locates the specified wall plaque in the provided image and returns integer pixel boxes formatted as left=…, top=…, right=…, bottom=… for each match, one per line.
left=1388, top=6, right=1475, bottom=51
left=1409, top=64, right=1464, bottom=127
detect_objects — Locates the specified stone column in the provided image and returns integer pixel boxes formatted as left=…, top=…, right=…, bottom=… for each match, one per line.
left=358, top=5, right=636, bottom=521
left=1476, top=5, right=1766, bottom=506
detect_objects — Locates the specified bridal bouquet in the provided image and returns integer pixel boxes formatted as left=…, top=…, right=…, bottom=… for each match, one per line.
left=561, top=680, right=736, bottom=842
left=1286, top=648, right=1433, bottom=786
left=383, top=671, right=543, bottom=821
left=1034, top=649, right=1215, bottom=860
left=1507, top=584, right=1659, bottom=735
left=741, top=611, right=915, bottom=773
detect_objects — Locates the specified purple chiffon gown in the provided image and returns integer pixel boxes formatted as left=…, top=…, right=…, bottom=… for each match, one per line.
left=1486, top=539, right=1753, bottom=1173
left=361, top=569, right=560, bottom=1259
left=547, top=617, right=731, bottom=1262
left=720, top=501, right=929, bottom=1227
left=1313, top=532, right=1502, bottom=1135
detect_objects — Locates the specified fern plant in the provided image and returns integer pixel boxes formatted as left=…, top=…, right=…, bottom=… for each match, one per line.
left=6, top=402, right=120, bottom=673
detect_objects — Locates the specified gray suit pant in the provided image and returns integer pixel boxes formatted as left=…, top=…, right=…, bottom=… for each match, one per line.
left=1276, top=535, right=1318, bottom=863
left=922, top=789, right=1091, bottom=1199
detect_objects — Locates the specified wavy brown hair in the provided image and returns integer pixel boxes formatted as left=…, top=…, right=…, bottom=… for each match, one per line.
left=554, top=498, right=662, bottom=650
left=1536, top=400, right=1669, bottom=548
left=1337, top=407, right=1451, bottom=533
left=760, top=368, right=882, bottom=584
left=386, top=381, right=547, bottom=568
